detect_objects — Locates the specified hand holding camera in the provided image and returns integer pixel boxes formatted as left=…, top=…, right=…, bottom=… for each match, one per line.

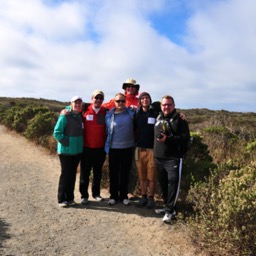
left=156, top=130, right=167, bottom=139
left=156, top=120, right=170, bottom=141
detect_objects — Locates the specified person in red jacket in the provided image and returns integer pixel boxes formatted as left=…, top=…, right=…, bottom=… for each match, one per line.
left=103, top=78, right=140, bottom=200
left=79, top=90, right=107, bottom=205
left=102, top=78, right=139, bottom=110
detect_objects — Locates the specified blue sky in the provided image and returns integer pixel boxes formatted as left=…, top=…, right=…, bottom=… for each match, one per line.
left=0, top=0, right=255, bottom=112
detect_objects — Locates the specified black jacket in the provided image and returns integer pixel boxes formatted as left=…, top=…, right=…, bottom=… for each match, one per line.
left=134, top=105, right=159, bottom=149
left=154, top=109, right=190, bottom=159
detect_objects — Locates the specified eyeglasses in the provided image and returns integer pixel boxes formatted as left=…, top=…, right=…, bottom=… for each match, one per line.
left=126, top=85, right=136, bottom=88
left=95, top=96, right=103, bottom=100
left=161, top=104, right=173, bottom=107
left=115, top=100, right=126, bottom=103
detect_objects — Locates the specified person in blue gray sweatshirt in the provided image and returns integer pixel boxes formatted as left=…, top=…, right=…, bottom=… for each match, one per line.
left=105, top=93, right=135, bottom=206
left=53, top=96, right=84, bottom=207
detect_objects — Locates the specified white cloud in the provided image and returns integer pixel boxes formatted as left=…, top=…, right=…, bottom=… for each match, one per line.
left=0, top=0, right=255, bottom=112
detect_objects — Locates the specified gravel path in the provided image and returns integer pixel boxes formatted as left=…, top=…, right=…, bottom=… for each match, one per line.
left=0, top=125, right=202, bottom=256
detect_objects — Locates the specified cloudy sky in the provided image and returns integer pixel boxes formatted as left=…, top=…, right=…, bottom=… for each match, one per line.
left=0, top=0, right=255, bottom=112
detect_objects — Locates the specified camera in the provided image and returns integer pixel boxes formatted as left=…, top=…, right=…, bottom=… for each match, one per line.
left=156, top=130, right=166, bottom=139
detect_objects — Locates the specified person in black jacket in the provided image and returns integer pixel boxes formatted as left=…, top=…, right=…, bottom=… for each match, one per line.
left=154, top=95, right=190, bottom=224
left=134, top=92, right=159, bottom=209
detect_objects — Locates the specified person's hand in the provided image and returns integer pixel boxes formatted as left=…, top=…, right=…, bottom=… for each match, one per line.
left=180, top=112, right=186, bottom=120
left=60, top=109, right=69, bottom=115
left=157, top=133, right=167, bottom=142
left=129, top=105, right=138, bottom=110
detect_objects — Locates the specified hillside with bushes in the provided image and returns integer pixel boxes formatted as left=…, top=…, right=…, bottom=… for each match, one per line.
left=0, top=96, right=255, bottom=255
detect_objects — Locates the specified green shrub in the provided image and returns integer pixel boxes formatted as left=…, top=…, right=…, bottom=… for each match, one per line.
left=203, top=125, right=240, bottom=163
left=13, top=105, right=50, bottom=133
left=245, top=140, right=256, bottom=162
left=24, top=111, right=55, bottom=142
left=182, top=132, right=216, bottom=193
left=187, top=162, right=256, bottom=255
left=3, top=106, right=23, bottom=130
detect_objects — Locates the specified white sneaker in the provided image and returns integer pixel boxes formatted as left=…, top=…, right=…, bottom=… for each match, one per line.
left=81, top=198, right=89, bottom=205
left=59, top=201, right=68, bottom=207
left=122, top=199, right=131, bottom=205
left=108, top=199, right=116, bottom=206
left=162, top=212, right=172, bottom=224
left=155, top=207, right=169, bottom=215
left=94, top=196, right=103, bottom=202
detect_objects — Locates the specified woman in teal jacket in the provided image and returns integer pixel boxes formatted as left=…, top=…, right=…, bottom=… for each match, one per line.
left=53, top=96, right=84, bottom=207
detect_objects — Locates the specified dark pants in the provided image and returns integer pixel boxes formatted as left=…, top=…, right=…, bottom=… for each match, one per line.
left=109, top=147, right=133, bottom=201
left=79, top=147, right=106, bottom=199
left=127, top=147, right=138, bottom=194
left=58, top=154, right=81, bottom=203
left=155, top=158, right=182, bottom=213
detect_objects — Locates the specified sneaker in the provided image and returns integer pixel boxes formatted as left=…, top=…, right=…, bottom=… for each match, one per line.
left=108, top=199, right=116, bottom=206
left=127, top=193, right=137, bottom=201
left=162, top=212, right=172, bottom=224
left=59, top=201, right=68, bottom=207
left=146, top=197, right=155, bottom=209
left=137, top=197, right=148, bottom=207
left=122, top=199, right=131, bottom=205
left=162, top=211, right=177, bottom=223
left=81, top=198, right=89, bottom=205
left=93, top=195, right=103, bottom=202
left=155, top=207, right=169, bottom=215
left=68, top=200, right=77, bottom=206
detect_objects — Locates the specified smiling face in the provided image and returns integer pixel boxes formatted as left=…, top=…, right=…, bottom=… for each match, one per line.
left=114, top=93, right=126, bottom=112
left=92, top=94, right=104, bottom=108
left=161, top=96, right=175, bottom=116
left=140, top=95, right=151, bottom=108
left=125, top=84, right=138, bottom=95
left=71, top=99, right=82, bottom=113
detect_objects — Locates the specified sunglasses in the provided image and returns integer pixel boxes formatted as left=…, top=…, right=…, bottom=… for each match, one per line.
left=126, top=85, right=136, bottom=88
left=95, top=96, right=103, bottom=100
left=115, top=100, right=125, bottom=103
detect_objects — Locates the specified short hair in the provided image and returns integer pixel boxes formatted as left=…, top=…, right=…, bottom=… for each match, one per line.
left=115, top=93, right=126, bottom=99
left=161, top=95, right=175, bottom=105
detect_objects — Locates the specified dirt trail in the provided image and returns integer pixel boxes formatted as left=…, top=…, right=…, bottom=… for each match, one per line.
left=0, top=125, right=203, bottom=256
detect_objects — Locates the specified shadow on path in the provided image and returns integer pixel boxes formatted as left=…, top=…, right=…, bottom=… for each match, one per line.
left=0, top=218, right=11, bottom=250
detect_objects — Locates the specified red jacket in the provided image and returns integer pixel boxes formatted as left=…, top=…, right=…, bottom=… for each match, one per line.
left=102, top=93, right=139, bottom=110
left=83, top=104, right=107, bottom=148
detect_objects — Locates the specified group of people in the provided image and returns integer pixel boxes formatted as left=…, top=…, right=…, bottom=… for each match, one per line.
left=53, top=78, right=190, bottom=224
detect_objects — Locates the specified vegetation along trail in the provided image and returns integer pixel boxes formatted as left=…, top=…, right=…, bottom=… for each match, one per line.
left=0, top=125, right=204, bottom=256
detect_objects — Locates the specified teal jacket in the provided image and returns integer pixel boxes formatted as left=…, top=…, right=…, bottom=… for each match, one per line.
left=53, top=112, right=84, bottom=155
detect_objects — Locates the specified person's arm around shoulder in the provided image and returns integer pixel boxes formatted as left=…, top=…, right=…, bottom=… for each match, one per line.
left=179, top=112, right=186, bottom=120
left=102, top=98, right=115, bottom=110
left=60, top=105, right=71, bottom=115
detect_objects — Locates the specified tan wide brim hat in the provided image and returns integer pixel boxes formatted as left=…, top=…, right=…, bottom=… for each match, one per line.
left=122, top=78, right=140, bottom=91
